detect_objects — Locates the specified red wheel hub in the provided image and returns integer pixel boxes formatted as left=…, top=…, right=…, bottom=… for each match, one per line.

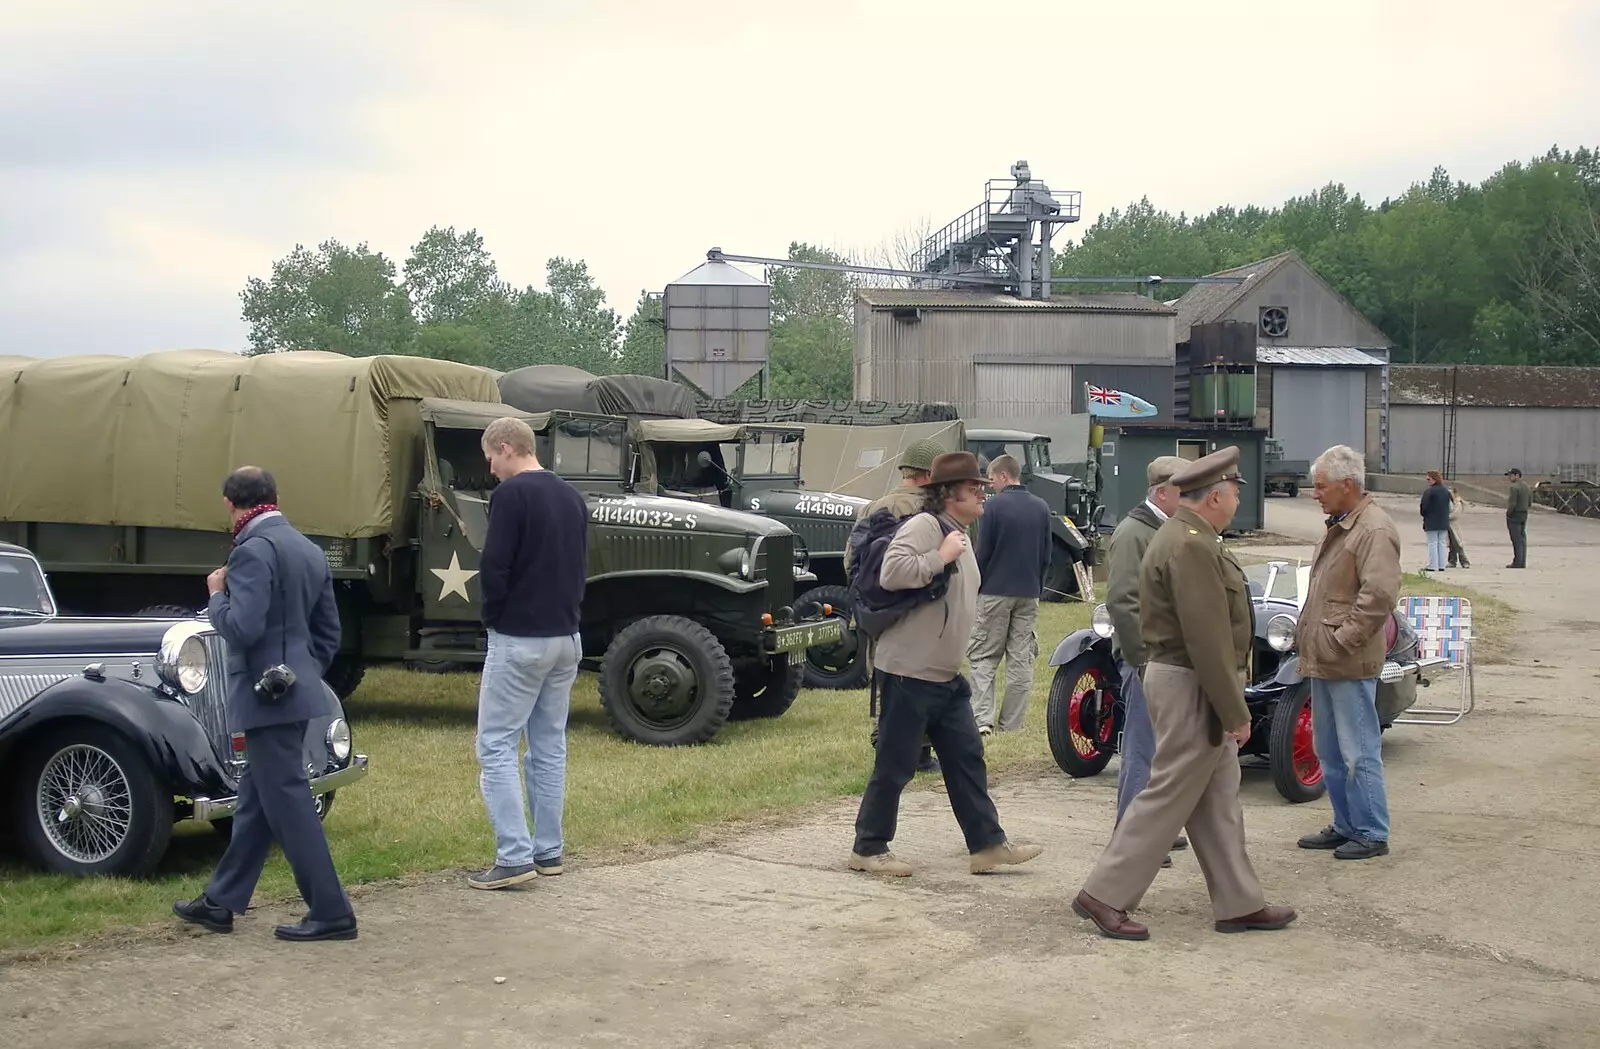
left=1068, top=669, right=1116, bottom=758
left=1291, top=695, right=1322, bottom=787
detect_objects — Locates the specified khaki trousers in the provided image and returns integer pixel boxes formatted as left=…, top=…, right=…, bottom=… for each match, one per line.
left=967, top=595, right=1039, bottom=732
left=1082, top=663, right=1265, bottom=920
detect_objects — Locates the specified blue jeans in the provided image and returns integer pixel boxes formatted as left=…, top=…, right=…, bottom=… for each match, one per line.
left=1425, top=529, right=1448, bottom=570
left=1114, top=661, right=1155, bottom=825
left=1310, top=677, right=1390, bottom=843
left=476, top=629, right=581, bottom=866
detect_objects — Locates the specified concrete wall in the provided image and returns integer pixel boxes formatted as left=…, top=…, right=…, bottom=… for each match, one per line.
left=1389, top=405, right=1600, bottom=475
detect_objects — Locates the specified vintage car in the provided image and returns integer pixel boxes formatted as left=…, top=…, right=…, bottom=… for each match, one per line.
left=0, top=541, right=369, bottom=877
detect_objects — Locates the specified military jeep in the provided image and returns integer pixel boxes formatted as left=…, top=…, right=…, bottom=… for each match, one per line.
left=966, top=428, right=1095, bottom=602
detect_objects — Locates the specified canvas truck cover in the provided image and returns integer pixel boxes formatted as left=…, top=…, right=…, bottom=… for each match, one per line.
left=498, top=365, right=700, bottom=420
left=797, top=421, right=967, bottom=500
left=0, top=350, right=501, bottom=538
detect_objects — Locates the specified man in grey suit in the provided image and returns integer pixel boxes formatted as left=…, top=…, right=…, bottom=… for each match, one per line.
left=174, top=466, right=356, bottom=942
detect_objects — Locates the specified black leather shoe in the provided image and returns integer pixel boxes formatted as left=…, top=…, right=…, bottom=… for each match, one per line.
left=274, top=915, right=358, bottom=942
left=1297, top=825, right=1350, bottom=850
left=173, top=894, right=233, bottom=933
left=1334, top=838, right=1390, bottom=860
left=1172, top=835, right=1189, bottom=851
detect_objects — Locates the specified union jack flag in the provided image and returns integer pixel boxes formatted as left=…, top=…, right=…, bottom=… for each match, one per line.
left=1087, top=384, right=1119, bottom=405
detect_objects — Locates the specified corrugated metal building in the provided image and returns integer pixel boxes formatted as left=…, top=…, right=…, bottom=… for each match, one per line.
left=1173, top=252, right=1392, bottom=468
left=853, top=289, right=1175, bottom=458
left=1388, top=365, right=1600, bottom=478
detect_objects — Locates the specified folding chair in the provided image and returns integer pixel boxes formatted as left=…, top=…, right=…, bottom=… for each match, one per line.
left=1393, top=595, right=1476, bottom=725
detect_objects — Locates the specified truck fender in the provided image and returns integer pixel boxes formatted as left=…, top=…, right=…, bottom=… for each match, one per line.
left=0, top=677, right=234, bottom=800
left=1048, top=630, right=1108, bottom=668
left=1272, top=654, right=1305, bottom=686
left=1049, top=517, right=1087, bottom=555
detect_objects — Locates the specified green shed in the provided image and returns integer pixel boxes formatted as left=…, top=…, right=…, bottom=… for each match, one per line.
left=1095, top=424, right=1267, bottom=533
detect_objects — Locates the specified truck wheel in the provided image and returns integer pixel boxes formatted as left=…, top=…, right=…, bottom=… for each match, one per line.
left=598, top=616, right=735, bottom=746
left=323, top=658, right=366, bottom=700
left=1286, top=483, right=1300, bottom=498
left=1269, top=681, right=1325, bottom=803
left=1045, top=655, right=1117, bottom=777
left=14, top=724, right=173, bottom=877
left=136, top=604, right=195, bottom=618
left=1042, top=545, right=1081, bottom=604
left=729, top=657, right=804, bottom=721
left=795, top=584, right=869, bottom=690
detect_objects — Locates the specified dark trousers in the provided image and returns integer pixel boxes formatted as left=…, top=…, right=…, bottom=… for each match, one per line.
left=206, top=721, right=351, bottom=921
left=1507, top=515, right=1527, bottom=567
left=853, top=672, right=1007, bottom=856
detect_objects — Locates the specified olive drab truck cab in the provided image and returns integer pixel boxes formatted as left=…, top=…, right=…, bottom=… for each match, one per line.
left=965, top=428, right=1095, bottom=602
left=0, top=351, right=840, bottom=747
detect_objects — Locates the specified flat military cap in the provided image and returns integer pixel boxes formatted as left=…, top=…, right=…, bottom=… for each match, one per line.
left=898, top=439, right=943, bottom=473
left=1146, top=455, right=1188, bottom=487
left=1171, top=446, right=1247, bottom=493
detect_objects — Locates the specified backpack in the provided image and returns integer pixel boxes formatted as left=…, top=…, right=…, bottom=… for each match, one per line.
left=846, top=509, right=958, bottom=640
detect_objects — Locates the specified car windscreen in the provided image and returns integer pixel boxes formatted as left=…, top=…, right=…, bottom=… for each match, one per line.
left=0, top=554, right=55, bottom=615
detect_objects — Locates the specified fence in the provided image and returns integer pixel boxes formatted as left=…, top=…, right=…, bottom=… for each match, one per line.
left=1534, top=483, right=1600, bottom=519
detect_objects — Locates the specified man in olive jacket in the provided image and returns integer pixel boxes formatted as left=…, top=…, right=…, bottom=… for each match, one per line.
left=1074, top=447, right=1295, bottom=940
left=1103, top=455, right=1187, bottom=866
left=1296, top=445, right=1402, bottom=860
left=1504, top=467, right=1531, bottom=568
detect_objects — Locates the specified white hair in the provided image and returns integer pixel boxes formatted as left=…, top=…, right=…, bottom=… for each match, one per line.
left=1312, top=445, right=1366, bottom=490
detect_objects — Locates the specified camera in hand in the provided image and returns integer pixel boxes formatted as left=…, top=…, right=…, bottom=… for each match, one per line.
left=254, top=663, right=297, bottom=703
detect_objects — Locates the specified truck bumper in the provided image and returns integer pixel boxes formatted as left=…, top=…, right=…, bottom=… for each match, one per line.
left=191, top=753, right=370, bottom=822
left=767, top=618, right=845, bottom=661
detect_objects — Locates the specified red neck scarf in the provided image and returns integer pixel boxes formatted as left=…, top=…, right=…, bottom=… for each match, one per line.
left=232, top=503, right=279, bottom=540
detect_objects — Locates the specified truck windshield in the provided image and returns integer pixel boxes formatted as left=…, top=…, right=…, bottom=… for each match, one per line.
left=0, top=554, right=55, bottom=616
left=741, top=430, right=802, bottom=478
left=551, top=419, right=627, bottom=479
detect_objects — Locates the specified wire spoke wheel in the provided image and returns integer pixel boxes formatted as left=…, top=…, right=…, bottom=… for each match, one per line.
left=36, top=744, right=134, bottom=864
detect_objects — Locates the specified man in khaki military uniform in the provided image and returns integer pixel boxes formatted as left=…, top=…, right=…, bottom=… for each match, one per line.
left=1073, top=447, right=1296, bottom=941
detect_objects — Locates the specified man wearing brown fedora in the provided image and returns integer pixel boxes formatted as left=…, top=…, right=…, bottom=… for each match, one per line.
left=1073, top=447, right=1295, bottom=939
left=848, top=451, right=1043, bottom=877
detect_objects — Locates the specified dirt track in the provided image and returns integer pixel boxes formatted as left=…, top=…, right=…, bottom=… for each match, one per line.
left=4, top=494, right=1598, bottom=1048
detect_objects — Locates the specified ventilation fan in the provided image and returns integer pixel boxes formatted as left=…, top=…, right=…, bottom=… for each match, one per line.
left=1260, top=306, right=1289, bottom=338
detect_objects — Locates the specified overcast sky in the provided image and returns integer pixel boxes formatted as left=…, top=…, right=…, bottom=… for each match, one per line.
left=4, top=0, right=1597, bottom=358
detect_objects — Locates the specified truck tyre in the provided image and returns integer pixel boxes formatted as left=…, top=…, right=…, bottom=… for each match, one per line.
left=323, top=658, right=366, bottom=700
left=1286, top=483, right=1300, bottom=498
left=729, top=657, right=804, bottom=721
left=598, top=616, right=735, bottom=746
left=1042, top=543, right=1081, bottom=604
left=795, top=584, right=869, bottom=690
left=14, top=723, right=173, bottom=877
left=136, top=604, right=196, bottom=618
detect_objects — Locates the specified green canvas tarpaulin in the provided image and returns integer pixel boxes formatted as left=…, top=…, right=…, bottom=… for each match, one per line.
left=498, top=365, right=699, bottom=420
left=795, top=420, right=968, bottom=500
left=0, top=350, right=501, bottom=538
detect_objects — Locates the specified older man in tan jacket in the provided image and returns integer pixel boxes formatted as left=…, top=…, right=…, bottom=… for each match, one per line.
left=1296, top=444, right=1402, bottom=860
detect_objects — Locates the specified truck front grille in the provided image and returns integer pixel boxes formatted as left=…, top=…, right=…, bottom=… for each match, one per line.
left=763, top=534, right=795, bottom=613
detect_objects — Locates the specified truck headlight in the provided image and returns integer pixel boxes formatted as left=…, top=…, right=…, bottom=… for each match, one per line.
left=718, top=547, right=753, bottom=579
left=1091, top=603, right=1114, bottom=639
left=1267, top=613, right=1298, bottom=652
left=157, top=622, right=211, bottom=695
left=326, top=717, right=352, bottom=762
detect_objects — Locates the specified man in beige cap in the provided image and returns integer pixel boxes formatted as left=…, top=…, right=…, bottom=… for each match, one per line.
left=1103, top=454, right=1189, bottom=868
left=1073, top=447, right=1296, bottom=940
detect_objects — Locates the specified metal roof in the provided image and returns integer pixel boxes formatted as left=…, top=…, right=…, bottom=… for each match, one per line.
left=1256, top=347, right=1387, bottom=367
left=1389, top=365, right=1600, bottom=408
left=855, top=289, right=1174, bottom=314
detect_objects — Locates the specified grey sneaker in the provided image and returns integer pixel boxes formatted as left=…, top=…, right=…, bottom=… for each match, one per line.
left=534, top=856, right=564, bottom=877
left=468, top=863, right=539, bottom=890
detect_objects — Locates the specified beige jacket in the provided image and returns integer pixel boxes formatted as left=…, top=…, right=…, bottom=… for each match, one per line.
left=873, top=511, right=979, bottom=682
left=1296, top=495, right=1403, bottom=680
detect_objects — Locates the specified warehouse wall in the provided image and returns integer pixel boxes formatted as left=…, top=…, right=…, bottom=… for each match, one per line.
left=1388, top=406, right=1600, bottom=474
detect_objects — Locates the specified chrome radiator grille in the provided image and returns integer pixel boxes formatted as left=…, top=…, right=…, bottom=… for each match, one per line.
left=193, top=633, right=233, bottom=761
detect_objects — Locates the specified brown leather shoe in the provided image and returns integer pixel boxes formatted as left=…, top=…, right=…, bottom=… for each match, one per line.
left=1072, top=890, right=1149, bottom=941
left=1215, top=904, right=1298, bottom=933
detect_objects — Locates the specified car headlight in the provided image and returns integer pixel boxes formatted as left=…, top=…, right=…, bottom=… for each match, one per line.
left=1267, top=612, right=1298, bottom=652
left=326, top=717, right=352, bottom=762
left=1091, top=603, right=1114, bottom=639
left=157, top=622, right=211, bottom=695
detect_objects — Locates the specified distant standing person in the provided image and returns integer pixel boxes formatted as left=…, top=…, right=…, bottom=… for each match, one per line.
left=848, top=452, right=1043, bottom=878
left=469, top=417, right=589, bottom=890
left=1419, top=471, right=1451, bottom=572
left=1504, top=467, right=1530, bottom=568
left=173, top=466, right=356, bottom=941
left=1102, top=455, right=1189, bottom=869
left=1446, top=486, right=1470, bottom=569
left=968, top=454, right=1052, bottom=736
left=1296, top=445, right=1402, bottom=860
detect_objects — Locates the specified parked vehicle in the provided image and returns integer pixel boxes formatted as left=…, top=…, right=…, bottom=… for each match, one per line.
left=0, top=542, right=368, bottom=876
left=966, top=428, right=1096, bottom=601
left=0, top=352, right=840, bottom=748
left=1263, top=437, right=1310, bottom=497
left=1042, top=560, right=1443, bottom=802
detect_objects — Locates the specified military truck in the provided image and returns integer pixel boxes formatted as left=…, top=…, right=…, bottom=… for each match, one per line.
left=965, top=428, right=1095, bottom=602
left=498, top=367, right=871, bottom=690
left=0, top=351, right=840, bottom=746
left=1263, top=437, right=1309, bottom=497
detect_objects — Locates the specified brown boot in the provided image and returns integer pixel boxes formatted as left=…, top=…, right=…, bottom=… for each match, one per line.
left=1072, top=890, right=1149, bottom=941
left=969, top=840, right=1043, bottom=874
left=1215, top=904, right=1298, bottom=933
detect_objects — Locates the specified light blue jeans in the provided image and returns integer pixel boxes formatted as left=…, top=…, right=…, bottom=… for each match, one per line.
left=1424, top=529, right=1448, bottom=571
left=1114, top=661, right=1155, bottom=825
left=1309, top=677, right=1390, bottom=843
left=476, top=629, right=581, bottom=867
